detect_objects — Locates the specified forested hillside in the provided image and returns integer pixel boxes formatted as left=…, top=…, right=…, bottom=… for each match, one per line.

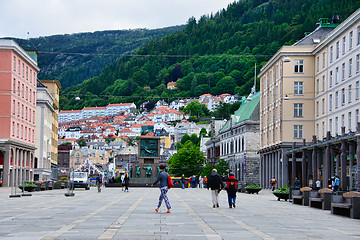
left=56, top=0, right=359, bottom=110
left=11, top=26, right=184, bottom=88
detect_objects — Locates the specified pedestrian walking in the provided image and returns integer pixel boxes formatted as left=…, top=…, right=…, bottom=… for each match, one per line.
left=226, top=173, right=238, bottom=208
left=121, top=173, right=125, bottom=191
left=96, top=175, right=102, bottom=193
left=333, top=175, right=340, bottom=192
left=203, top=176, right=208, bottom=188
left=198, top=175, right=203, bottom=188
left=315, top=179, right=321, bottom=190
left=207, top=169, right=224, bottom=208
left=294, top=177, right=301, bottom=190
left=151, top=164, right=171, bottom=213
left=270, top=177, right=277, bottom=191
left=124, top=172, right=130, bottom=192
left=181, top=174, right=186, bottom=189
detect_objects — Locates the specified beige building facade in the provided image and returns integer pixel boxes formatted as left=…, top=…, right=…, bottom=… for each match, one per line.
left=259, top=10, right=360, bottom=190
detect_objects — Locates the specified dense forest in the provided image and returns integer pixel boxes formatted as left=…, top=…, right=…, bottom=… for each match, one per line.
left=11, top=26, right=184, bottom=88
left=17, top=0, right=360, bottom=111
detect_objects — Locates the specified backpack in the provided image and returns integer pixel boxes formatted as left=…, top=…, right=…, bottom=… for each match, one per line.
left=168, top=174, right=174, bottom=189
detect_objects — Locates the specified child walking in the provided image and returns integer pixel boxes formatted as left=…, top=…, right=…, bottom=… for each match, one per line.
left=226, top=173, right=238, bottom=208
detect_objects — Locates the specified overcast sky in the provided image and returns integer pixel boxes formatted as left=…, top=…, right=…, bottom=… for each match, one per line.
left=0, top=0, right=236, bottom=39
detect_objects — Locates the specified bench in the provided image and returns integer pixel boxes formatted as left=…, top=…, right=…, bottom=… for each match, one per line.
left=309, top=191, right=323, bottom=208
left=292, top=190, right=303, bottom=205
left=331, top=192, right=360, bottom=219
left=309, top=189, right=333, bottom=210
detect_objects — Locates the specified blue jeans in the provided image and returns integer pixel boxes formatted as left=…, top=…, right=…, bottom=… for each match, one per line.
left=227, top=193, right=236, bottom=207
left=181, top=183, right=185, bottom=189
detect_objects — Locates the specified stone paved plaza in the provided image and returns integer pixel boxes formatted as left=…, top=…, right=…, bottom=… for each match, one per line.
left=0, top=186, right=359, bottom=240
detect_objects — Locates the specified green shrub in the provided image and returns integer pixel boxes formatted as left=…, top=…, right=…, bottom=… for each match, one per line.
left=60, top=177, right=68, bottom=181
left=273, top=186, right=289, bottom=194
left=244, top=184, right=262, bottom=189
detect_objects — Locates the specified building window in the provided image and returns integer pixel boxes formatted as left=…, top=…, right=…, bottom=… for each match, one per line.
left=316, top=57, right=319, bottom=72
left=343, top=36, right=346, bottom=54
left=26, top=87, right=28, bottom=100
left=349, top=85, right=352, bottom=103
left=356, top=109, right=359, bottom=124
left=341, top=88, right=345, bottom=105
left=349, top=58, right=353, bottom=77
left=335, top=117, right=339, bottom=135
left=341, top=114, right=345, bottom=129
left=17, top=102, right=20, bottom=116
left=316, top=124, right=319, bottom=136
left=316, top=101, right=319, bottom=116
left=26, top=66, right=28, bottom=80
left=294, top=103, right=303, bottom=117
left=322, top=121, right=325, bottom=138
left=22, top=84, right=24, bottom=98
left=316, top=79, right=319, bottom=94
left=17, top=81, right=20, bottom=96
left=330, top=46, right=333, bottom=63
left=356, top=81, right=360, bottom=99
left=322, top=75, right=325, bottom=91
left=335, top=67, right=339, bottom=84
left=22, top=63, right=24, bottom=77
left=348, top=112, right=352, bottom=130
left=18, top=60, right=20, bottom=73
left=357, top=54, right=360, bottom=73
left=294, top=125, right=303, bottom=139
left=335, top=91, right=339, bottom=108
left=294, top=82, right=303, bottom=95
left=329, top=119, right=333, bottom=134
left=17, top=123, right=19, bottom=138
left=350, top=31, right=353, bottom=50
left=329, top=94, right=333, bottom=111
left=322, top=98, right=325, bottom=114
left=358, top=26, right=360, bottom=45
left=329, top=71, right=333, bottom=87
left=342, top=63, right=345, bottom=81
left=294, top=60, right=304, bottom=73
left=12, top=122, right=15, bottom=136
left=336, top=41, right=339, bottom=59
left=30, top=69, right=32, bottom=83
left=13, top=100, right=15, bottom=115
left=322, top=52, right=326, bottom=68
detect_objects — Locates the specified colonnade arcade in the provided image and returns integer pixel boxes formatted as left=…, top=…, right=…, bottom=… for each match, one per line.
left=1, top=144, right=35, bottom=187
left=260, top=124, right=360, bottom=191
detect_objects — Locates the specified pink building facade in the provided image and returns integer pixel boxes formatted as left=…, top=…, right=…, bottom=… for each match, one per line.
left=0, top=40, right=39, bottom=187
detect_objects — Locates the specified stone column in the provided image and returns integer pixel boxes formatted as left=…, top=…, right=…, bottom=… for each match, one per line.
left=260, top=154, right=263, bottom=188
left=324, top=131, right=331, bottom=189
left=282, top=151, right=289, bottom=187
left=302, top=139, right=307, bottom=187
left=340, top=127, right=347, bottom=191
left=356, top=123, right=360, bottom=191
left=349, top=142, right=355, bottom=190
left=292, top=142, right=296, bottom=186
left=312, top=135, right=317, bottom=184
left=3, top=147, right=10, bottom=187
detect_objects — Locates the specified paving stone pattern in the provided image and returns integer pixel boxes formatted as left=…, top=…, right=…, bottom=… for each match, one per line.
left=0, top=187, right=359, bottom=239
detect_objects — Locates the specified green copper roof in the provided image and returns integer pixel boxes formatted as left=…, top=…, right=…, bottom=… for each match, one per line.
left=221, top=92, right=260, bottom=130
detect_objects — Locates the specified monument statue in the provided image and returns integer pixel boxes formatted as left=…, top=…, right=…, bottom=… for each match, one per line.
left=135, top=165, right=141, bottom=178
left=143, top=164, right=152, bottom=178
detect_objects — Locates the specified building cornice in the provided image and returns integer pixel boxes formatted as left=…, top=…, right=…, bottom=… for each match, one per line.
left=0, top=40, right=40, bottom=71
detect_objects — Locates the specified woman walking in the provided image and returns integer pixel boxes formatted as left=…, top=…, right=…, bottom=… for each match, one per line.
left=151, top=164, right=171, bottom=213
left=124, top=172, right=130, bottom=192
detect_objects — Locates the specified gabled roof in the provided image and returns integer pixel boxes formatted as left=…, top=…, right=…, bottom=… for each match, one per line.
left=221, top=92, right=260, bottom=131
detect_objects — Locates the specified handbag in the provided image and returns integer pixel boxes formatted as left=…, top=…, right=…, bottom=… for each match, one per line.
left=168, top=174, right=174, bottom=189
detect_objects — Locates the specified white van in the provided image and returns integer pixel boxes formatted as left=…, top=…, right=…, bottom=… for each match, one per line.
left=70, top=172, right=90, bottom=190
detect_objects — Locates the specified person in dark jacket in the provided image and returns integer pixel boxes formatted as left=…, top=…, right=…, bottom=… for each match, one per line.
left=124, top=172, right=130, bottom=192
left=181, top=174, right=186, bottom=189
left=294, top=177, right=301, bottom=190
left=226, top=174, right=238, bottom=208
left=207, top=169, right=224, bottom=208
left=151, top=164, right=171, bottom=213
